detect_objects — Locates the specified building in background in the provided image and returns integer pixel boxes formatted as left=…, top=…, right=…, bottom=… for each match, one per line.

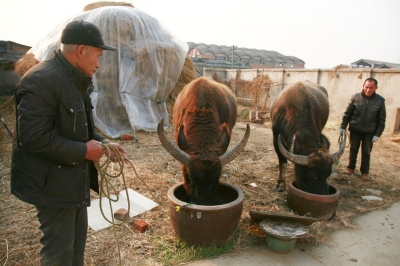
left=0, top=41, right=31, bottom=95
left=351, top=59, right=400, bottom=69
left=187, top=42, right=305, bottom=75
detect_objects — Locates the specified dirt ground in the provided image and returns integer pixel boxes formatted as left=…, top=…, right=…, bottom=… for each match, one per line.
left=1, top=99, right=400, bottom=265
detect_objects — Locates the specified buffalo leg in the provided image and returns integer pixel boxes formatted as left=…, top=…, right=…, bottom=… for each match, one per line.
left=273, top=132, right=288, bottom=192
left=275, top=162, right=287, bottom=192
left=182, top=166, right=192, bottom=196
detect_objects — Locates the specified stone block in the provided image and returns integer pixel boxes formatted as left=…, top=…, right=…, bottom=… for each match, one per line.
left=113, top=208, right=128, bottom=221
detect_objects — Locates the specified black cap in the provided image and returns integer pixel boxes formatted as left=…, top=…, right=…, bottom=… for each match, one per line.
left=61, top=20, right=116, bottom=51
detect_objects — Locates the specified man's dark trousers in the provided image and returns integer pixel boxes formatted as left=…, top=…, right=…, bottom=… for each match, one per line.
left=36, top=206, right=88, bottom=266
left=348, top=131, right=374, bottom=175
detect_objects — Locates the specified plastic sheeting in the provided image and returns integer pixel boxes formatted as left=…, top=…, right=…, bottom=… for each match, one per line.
left=29, top=6, right=188, bottom=138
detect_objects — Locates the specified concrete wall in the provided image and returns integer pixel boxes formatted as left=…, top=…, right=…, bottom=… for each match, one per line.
left=204, top=67, right=400, bottom=135
left=203, top=68, right=230, bottom=80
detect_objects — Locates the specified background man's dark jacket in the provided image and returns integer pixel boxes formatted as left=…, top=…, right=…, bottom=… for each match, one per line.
left=340, top=91, right=386, bottom=137
left=11, top=50, right=104, bottom=208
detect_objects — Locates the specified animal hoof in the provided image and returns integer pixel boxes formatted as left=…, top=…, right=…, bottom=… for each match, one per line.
left=273, top=185, right=285, bottom=192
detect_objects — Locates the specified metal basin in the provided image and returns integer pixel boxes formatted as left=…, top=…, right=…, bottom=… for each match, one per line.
left=265, top=235, right=297, bottom=253
left=287, top=181, right=340, bottom=221
left=167, top=182, right=244, bottom=246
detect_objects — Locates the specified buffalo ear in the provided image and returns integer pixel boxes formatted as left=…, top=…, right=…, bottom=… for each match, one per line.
left=177, top=125, right=189, bottom=150
left=219, top=123, right=231, bottom=151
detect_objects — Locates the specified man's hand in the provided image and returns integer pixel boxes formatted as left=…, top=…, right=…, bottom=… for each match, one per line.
left=105, top=142, right=127, bottom=162
left=85, top=140, right=105, bottom=162
left=372, top=136, right=380, bottom=142
left=340, top=129, right=346, bottom=136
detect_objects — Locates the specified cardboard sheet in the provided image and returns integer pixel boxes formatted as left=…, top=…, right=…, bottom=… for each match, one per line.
left=88, top=188, right=158, bottom=231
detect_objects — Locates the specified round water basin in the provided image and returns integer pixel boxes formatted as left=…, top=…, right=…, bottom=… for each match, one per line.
left=167, top=182, right=244, bottom=246
left=265, top=235, right=297, bottom=253
left=259, top=219, right=308, bottom=253
left=287, top=181, right=340, bottom=221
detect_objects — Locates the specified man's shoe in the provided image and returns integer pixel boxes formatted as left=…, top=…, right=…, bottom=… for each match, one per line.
left=361, top=174, right=371, bottom=181
left=344, top=168, right=354, bottom=175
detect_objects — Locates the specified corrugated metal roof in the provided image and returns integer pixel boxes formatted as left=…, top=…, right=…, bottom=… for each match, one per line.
left=351, top=59, right=400, bottom=69
left=0, top=41, right=31, bottom=65
left=0, top=52, right=24, bottom=64
left=187, top=42, right=304, bottom=64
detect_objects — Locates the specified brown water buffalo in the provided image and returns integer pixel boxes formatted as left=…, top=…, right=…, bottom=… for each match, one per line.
left=157, top=77, right=250, bottom=205
left=271, top=80, right=346, bottom=195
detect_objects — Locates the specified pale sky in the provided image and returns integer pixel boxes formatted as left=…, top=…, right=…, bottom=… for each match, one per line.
left=2, top=0, right=400, bottom=69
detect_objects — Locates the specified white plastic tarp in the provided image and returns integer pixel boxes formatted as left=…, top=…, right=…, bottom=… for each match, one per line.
left=29, top=6, right=188, bottom=138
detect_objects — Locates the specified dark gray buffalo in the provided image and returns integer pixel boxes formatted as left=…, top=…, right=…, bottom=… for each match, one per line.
left=271, top=80, right=346, bottom=194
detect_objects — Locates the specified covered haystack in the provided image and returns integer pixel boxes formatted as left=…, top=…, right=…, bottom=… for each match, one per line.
left=18, top=2, right=195, bottom=138
left=83, top=1, right=134, bottom=11
left=13, top=47, right=196, bottom=128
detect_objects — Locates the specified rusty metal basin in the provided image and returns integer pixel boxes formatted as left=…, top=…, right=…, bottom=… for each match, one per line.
left=287, top=181, right=340, bottom=221
left=167, top=182, right=244, bottom=246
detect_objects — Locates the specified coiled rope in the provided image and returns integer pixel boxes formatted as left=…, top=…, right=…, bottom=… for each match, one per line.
left=326, top=132, right=347, bottom=194
left=94, top=143, right=191, bottom=265
left=94, top=144, right=129, bottom=266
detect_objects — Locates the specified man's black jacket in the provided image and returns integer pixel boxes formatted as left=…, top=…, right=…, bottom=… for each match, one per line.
left=340, top=91, right=386, bottom=137
left=11, top=50, right=104, bottom=208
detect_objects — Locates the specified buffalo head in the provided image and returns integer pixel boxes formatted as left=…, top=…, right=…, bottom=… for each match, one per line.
left=278, top=134, right=346, bottom=194
left=157, top=118, right=250, bottom=205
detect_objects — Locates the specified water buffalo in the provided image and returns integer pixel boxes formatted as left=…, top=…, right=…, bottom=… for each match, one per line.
left=157, top=77, right=250, bottom=205
left=271, top=80, right=346, bottom=194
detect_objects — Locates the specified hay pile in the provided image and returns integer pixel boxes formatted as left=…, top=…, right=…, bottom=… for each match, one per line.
left=13, top=53, right=39, bottom=78
left=221, top=70, right=272, bottom=110
left=243, top=74, right=272, bottom=109
left=84, top=1, right=134, bottom=11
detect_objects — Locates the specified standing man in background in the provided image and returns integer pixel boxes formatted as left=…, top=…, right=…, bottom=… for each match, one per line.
left=340, top=77, right=386, bottom=181
left=11, top=20, right=126, bottom=265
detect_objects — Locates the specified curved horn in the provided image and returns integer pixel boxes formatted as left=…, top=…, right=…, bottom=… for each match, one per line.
left=331, top=132, right=347, bottom=162
left=157, top=118, right=191, bottom=166
left=289, top=134, right=295, bottom=153
left=219, top=123, right=251, bottom=166
left=278, top=134, right=309, bottom=166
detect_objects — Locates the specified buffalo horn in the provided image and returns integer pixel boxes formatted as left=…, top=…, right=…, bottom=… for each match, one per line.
left=219, top=123, right=251, bottom=166
left=278, top=134, right=309, bottom=166
left=331, top=132, right=347, bottom=162
left=289, top=134, right=295, bottom=153
left=157, top=118, right=191, bottom=166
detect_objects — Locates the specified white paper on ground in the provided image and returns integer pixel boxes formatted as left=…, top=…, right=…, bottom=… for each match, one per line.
left=361, top=195, right=383, bottom=201
left=88, top=188, right=159, bottom=231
